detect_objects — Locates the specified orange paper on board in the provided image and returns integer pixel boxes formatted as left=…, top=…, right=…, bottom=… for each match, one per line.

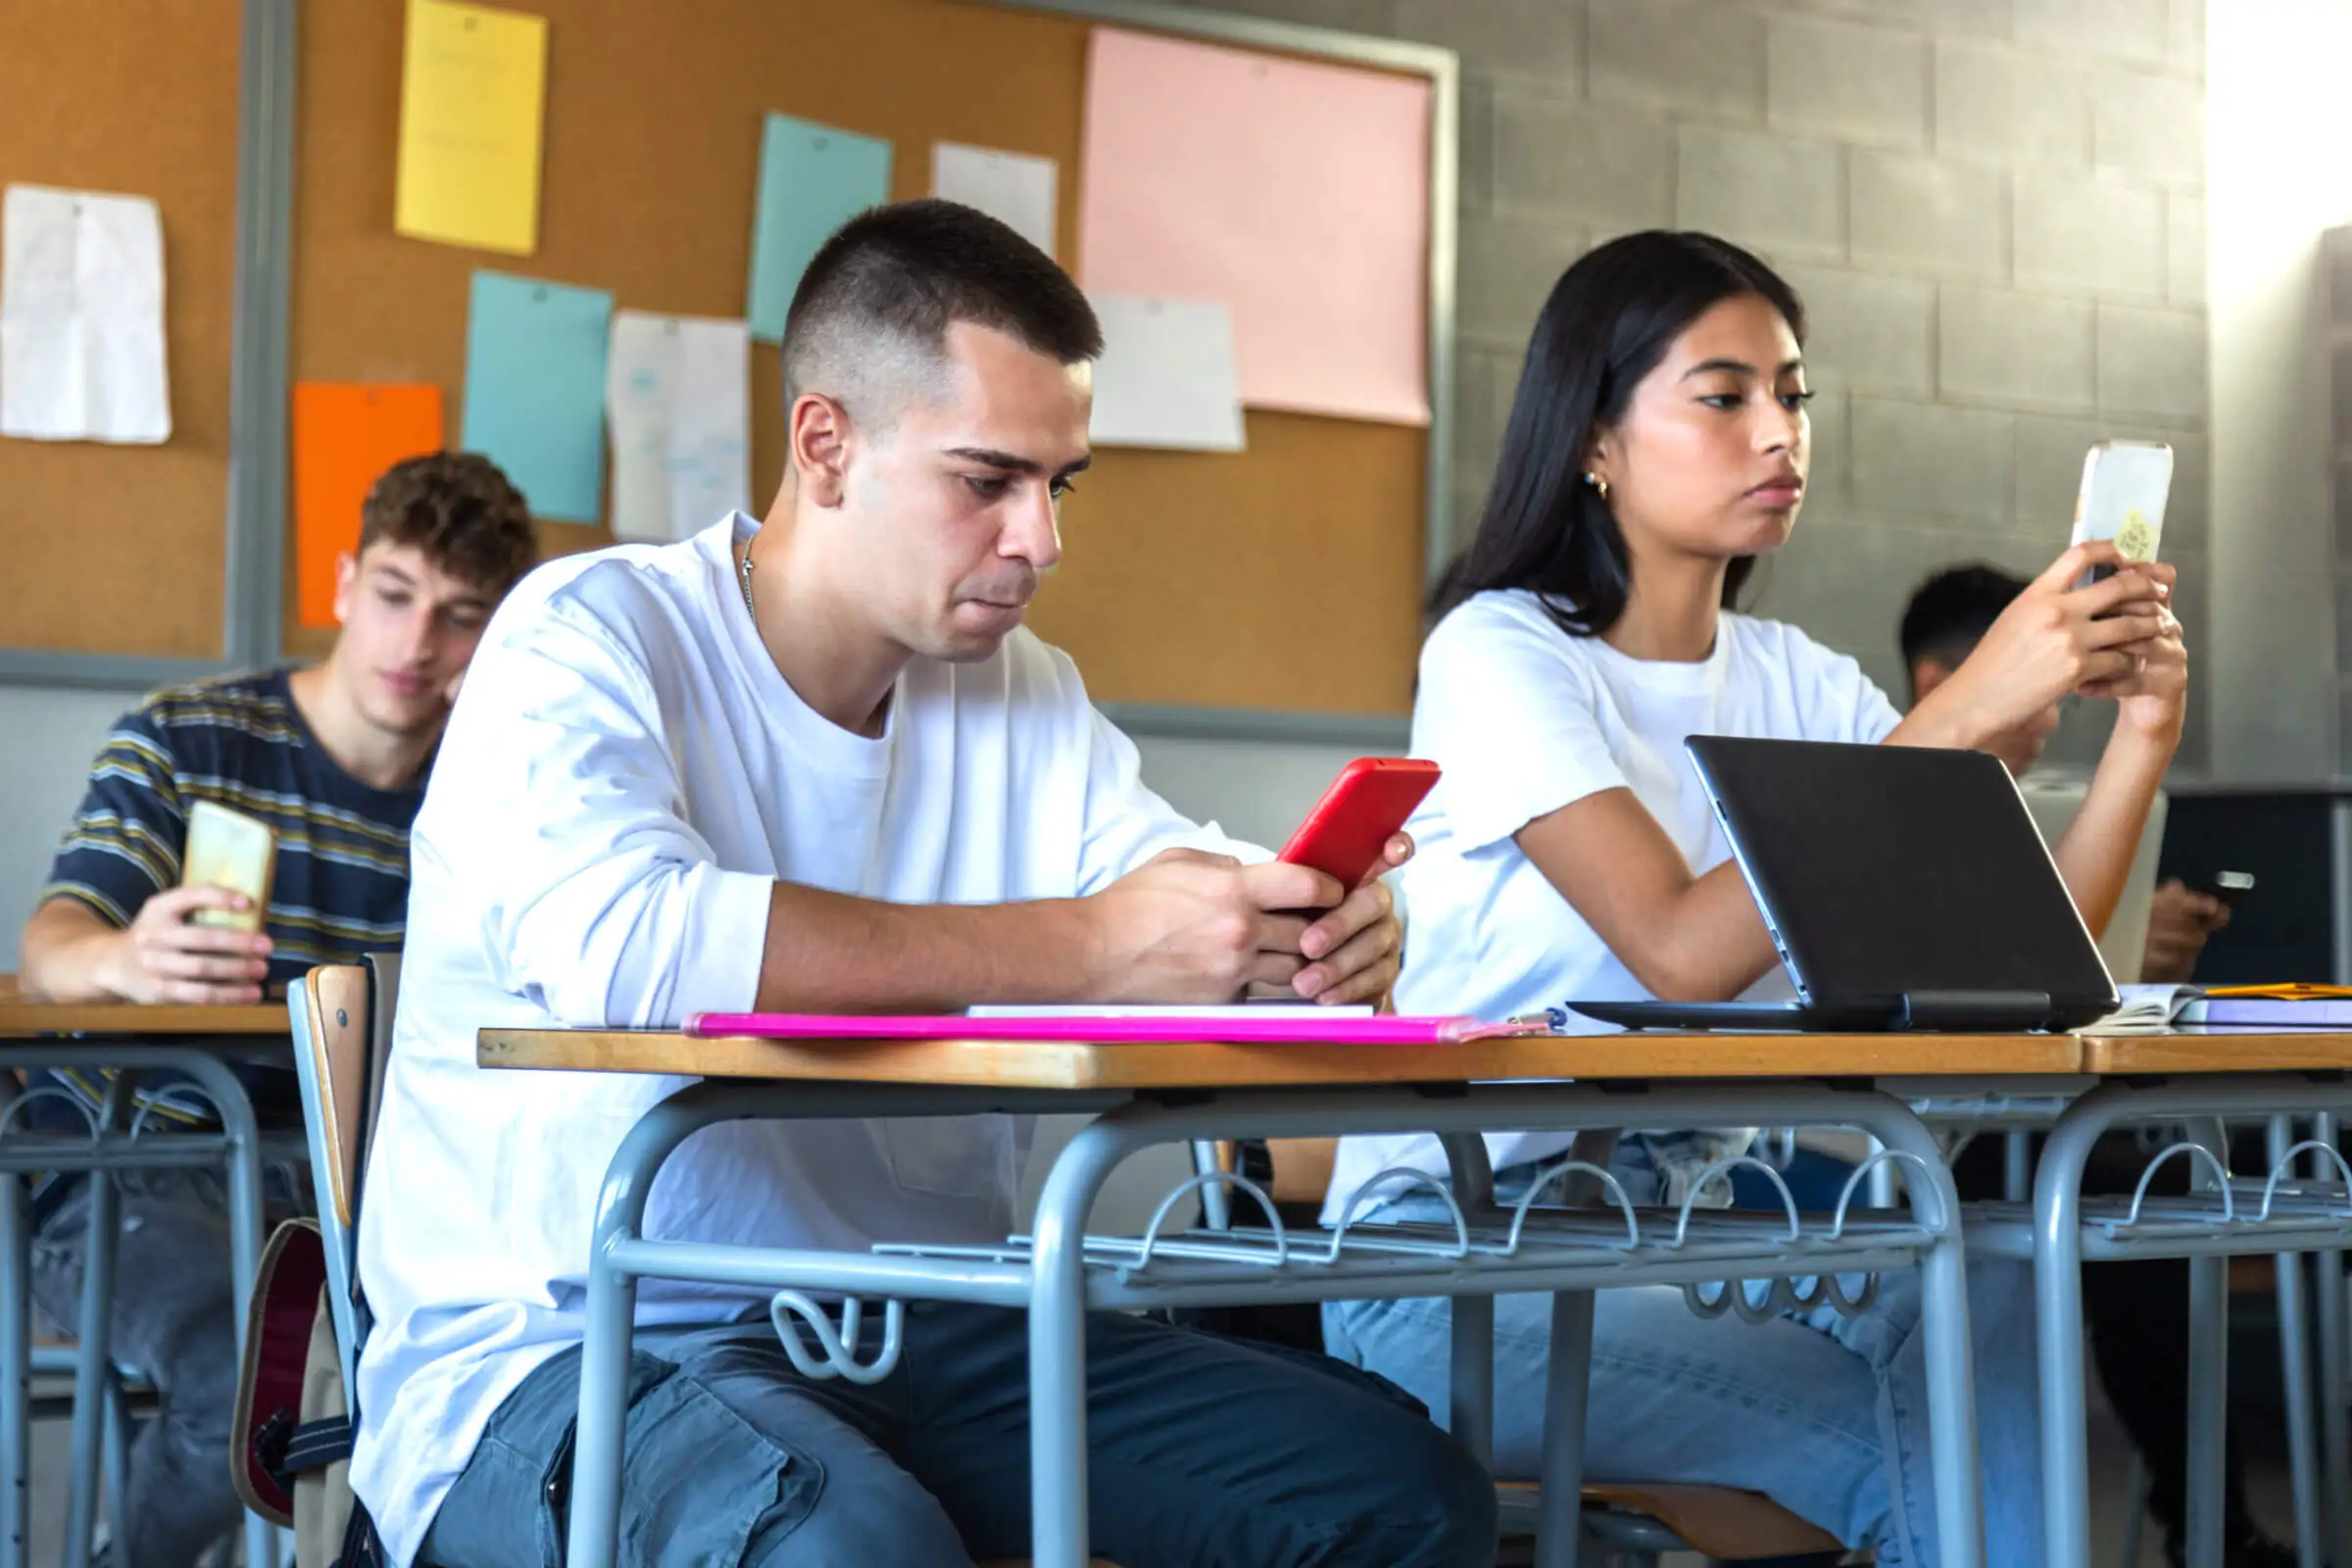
left=293, top=383, right=444, bottom=628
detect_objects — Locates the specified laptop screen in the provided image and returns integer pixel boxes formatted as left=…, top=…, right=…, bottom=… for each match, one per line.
left=1687, top=737, right=2118, bottom=1010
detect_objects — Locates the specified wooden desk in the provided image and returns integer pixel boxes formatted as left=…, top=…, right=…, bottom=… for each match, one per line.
left=0, top=1000, right=289, bottom=1039
left=0, top=984, right=292, bottom=1568
left=478, top=1027, right=2084, bottom=1089
left=2077, top=1029, right=2352, bottom=1074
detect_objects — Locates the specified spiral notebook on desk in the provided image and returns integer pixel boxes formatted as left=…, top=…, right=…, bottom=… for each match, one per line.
left=2081, top=985, right=2352, bottom=1030
left=2180, top=986, right=2352, bottom=1028
left=681, top=1009, right=1547, bottom=1045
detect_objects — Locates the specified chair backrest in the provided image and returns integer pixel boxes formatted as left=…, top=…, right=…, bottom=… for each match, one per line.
left=1265, top=1138, right=1338, bottom=1206
left=362, top=950, right=400, bottom=1174
left=287, top=955, right=401, bottom=1399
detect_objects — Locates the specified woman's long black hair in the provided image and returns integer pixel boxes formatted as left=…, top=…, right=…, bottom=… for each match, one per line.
left=1435, top=230, right=1808, bottom=637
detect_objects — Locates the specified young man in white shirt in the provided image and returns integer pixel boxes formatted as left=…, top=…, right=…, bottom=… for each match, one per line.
left=354, top=199, right=1492, bottom=1568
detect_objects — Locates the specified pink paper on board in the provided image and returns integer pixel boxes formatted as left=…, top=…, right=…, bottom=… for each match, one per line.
left=1077, top=26, right=1432, bottom=426
left=683, top=1013, right=1541, bottom=1046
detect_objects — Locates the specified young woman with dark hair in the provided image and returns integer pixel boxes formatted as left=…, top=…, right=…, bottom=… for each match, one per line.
left=1323, top=230, right=2187, bottom=1566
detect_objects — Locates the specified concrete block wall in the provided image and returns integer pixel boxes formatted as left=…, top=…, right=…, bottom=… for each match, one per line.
left=1176, top=0, right=2211, bottom=770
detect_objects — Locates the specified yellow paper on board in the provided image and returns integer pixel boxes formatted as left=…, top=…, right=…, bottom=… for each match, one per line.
left=393, top=0, right=549, bottom=256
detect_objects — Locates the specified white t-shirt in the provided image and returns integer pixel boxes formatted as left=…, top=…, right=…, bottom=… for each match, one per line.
left=353, top=514, right=1247, bottom=1567
left=1325, top=589, right=1901, bottom=1221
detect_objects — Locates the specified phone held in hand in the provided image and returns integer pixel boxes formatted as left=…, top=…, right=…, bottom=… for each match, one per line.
left=181, top=800, right=276, bottom=933
left=2199, top=869, right=2254, bottom=909
left=1277, top=758, right=1441, bottom=892
left=2070, top=439, right=2173, bottom=588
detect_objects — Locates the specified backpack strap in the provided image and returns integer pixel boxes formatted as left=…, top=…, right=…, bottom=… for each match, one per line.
left=334, top=1498, right=387, bottom=1568
left=279, top=1413, right=354, bottom=1476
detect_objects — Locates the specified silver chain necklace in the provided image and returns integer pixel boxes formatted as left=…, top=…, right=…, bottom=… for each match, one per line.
left=737, top=544, right=759, bottom=629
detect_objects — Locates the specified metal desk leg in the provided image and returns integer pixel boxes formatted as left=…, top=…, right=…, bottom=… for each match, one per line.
left=1531, top=1128, right=1620, bottom=1568
left=2186, top=1253, right=2230, bottom=1568
left=1190, top=1141, right=1230, bottom=1232
left=2004, top=1131, right=2032, bottom=1204
left=1532, top=1289, right=1594, bottom=1568
left=2268, top=1119, right=2325, bottom=1568
left=562, top=1094, right=721, bottom=1568
left=0, top=1066, right=27, bottom=1568
left=100, top=1379, right=126, bottom=1568
left=1849, top=1100, right=1984, bottom=1568
left=0, top=1168, right=24, bottom=1568
left=1028, top=1112, right=1159, bottom=1568
left=567, top=1220, right=640, bottom=1567
left=2184, top=1121, right=2230, bottom=1568
left=2034, top=1098, right=2103, bottom=1568
left=155, top=1052, right=275, bottom=1568
left=2312, top=1112, right=2351, bottom=1568
left=62, top=1083, right=126, bottom=1568
left=1918, top=1226, right=1984, bottom=1568
left=1448, top=1297, right=1494, bottom=1469
left=1441, top=1133, right=1496, bottom=1468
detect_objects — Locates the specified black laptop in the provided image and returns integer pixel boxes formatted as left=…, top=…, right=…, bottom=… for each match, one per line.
left=1567, top=737, right=2120, bottom=1033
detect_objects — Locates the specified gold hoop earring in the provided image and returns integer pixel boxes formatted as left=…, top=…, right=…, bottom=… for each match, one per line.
left=1585, top=472, right=1609, bottom=502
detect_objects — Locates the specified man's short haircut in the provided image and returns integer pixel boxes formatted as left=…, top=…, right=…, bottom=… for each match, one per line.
left=359, top=452, right=538, bottom=600
left=1899, top=564, right=2030, bottom=696
left=781, top=198, right=1104, bottom=420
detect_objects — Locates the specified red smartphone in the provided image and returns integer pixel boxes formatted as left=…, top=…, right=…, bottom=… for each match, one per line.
left=1277, top=758, right=1442, bottom=891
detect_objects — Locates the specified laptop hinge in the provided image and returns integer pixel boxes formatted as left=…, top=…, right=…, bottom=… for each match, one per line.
left=1894, top=991, right=2052, bottom=1030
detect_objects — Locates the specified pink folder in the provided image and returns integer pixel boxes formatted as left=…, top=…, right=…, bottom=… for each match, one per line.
left=681, top=1012, right=1545, bottom=1046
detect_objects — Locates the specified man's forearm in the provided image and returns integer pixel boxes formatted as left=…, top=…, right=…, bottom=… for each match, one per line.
left=753, top=882, right=1102, bottom=1012
left=17, top=901, right=128, bottom=1004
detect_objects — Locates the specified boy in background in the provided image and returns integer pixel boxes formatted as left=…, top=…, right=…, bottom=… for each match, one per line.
left=16, top=452, right=538, bottom=1567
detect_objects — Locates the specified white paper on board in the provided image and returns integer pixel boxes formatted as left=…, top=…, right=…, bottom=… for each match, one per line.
left=606, top=310, right=750, bottom=541
left=932, top=143, right=1058, bottom=259
left=1, top=184, right=171, bottom=444
left=1087, top=292, right=1246, bottom=453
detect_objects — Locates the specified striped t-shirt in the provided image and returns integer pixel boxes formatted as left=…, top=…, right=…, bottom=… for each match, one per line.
left=46, top=669, right=421, bottom=975
left=35, top=669, right=423, bottom=1141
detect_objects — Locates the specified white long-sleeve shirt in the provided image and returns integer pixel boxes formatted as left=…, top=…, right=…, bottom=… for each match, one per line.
left=352, top=513, right=1243, bottom=1565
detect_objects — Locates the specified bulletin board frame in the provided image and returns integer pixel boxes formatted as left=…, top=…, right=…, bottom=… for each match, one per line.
left=0, top=0, right=1450, bottom=748
left=0, top=0, right=293, bottom=692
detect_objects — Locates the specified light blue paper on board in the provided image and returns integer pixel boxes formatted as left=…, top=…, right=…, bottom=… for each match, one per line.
left=747, top=113, right=893, bottom=342
left=462, top=270, right=613, bottom=523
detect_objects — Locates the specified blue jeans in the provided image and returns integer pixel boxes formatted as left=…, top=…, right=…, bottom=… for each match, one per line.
left=32, top=1169, right=311, bottom=1568
left=1322, top=1181, right=2042, bottom=1567
left=420, top=1301, right=1495, bottom=1567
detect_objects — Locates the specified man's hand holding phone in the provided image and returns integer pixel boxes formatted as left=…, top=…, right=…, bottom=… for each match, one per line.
left=1083, top=759, right=1434, bottom=1007
left=1086, top=839, right=1413, bottom=1005
left=1289, top=832, right=1413, bottom=1004
left=2141, top=878, right=2231, bottom=985
left=94, top=885, right=273, bottom=1005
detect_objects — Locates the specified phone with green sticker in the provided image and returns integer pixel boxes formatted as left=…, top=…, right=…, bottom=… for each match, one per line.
left=2069, top=439, right=2172, bottom=587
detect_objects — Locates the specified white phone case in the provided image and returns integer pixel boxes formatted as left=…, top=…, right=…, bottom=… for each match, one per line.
left=181, top=800, right=276, bottom=932
left=2069, top=439, right=2173, bottom=564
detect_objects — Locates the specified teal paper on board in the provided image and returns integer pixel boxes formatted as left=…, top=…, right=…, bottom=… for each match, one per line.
left=747, top=113, right=894, bottom=342
left=461, top=270, right=613, bottom=523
